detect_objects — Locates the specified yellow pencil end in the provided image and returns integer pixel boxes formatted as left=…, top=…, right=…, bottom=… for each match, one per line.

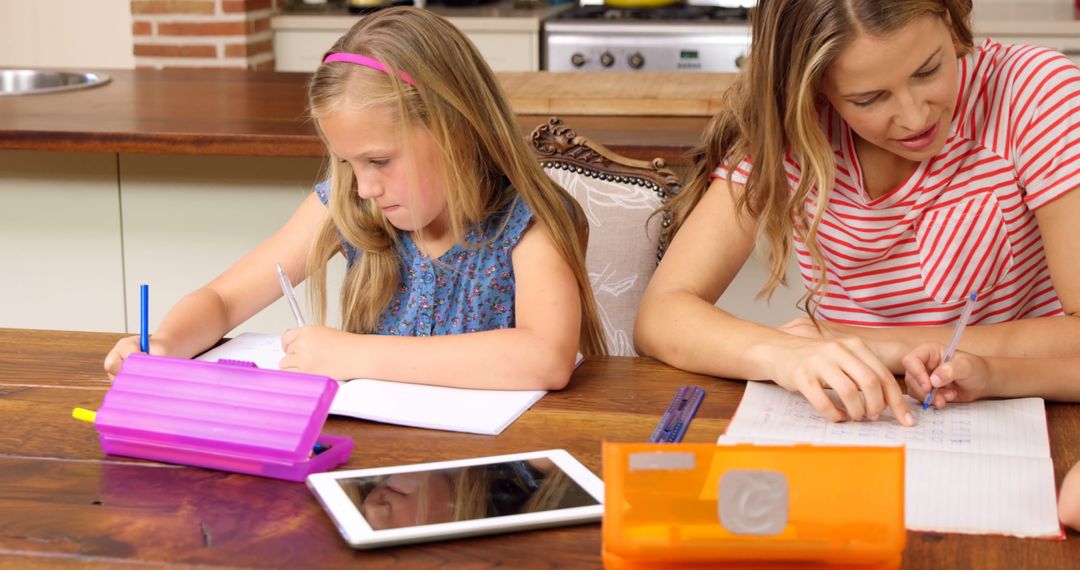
left=72, top=408, right=97, bottom=423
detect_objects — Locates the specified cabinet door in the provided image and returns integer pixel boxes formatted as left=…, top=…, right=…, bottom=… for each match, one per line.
left=466, top=31, right=538, bottom=72
left=119, top=154, right=345, bottom=337
left=274, top=29, right=537, bottom=72
left=0, top=150, right=125, bottom=332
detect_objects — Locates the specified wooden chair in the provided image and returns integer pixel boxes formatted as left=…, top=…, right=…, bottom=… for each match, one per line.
left=530, top=117, right=681, bottom=356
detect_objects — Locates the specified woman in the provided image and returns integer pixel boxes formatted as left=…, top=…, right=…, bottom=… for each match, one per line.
left=635, top=0, right=1080, bottom=425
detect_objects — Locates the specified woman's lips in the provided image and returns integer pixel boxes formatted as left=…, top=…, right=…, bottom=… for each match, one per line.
left=895, top=122, right=939, bottom=151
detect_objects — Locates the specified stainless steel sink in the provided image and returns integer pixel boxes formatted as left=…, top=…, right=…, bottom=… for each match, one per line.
left=0, top=69, right=111, bottom=96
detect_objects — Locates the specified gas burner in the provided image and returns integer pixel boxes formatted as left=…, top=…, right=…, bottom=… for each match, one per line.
left=552, top=5, right=749, bottom=23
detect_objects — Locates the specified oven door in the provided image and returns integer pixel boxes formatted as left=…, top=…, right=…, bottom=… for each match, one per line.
left=544, top=23, right=751, bottom=72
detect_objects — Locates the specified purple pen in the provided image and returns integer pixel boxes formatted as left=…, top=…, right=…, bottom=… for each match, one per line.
left=924, top=292, right=978, bottom=410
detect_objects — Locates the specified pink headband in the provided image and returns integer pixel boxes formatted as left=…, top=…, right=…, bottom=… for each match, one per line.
left=322, top=53, right=416, bottom=86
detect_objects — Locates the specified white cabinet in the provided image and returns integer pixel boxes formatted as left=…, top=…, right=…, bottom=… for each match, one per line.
left=272, top=13, right=544, bottom=72
left=0, top=151, right=347, bottom=335
left=0, top=150, right=126, bottom=332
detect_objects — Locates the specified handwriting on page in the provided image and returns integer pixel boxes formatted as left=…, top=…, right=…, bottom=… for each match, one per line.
left=761, top=388, right=973, bottom=449
left=726, top=381, right=1049, bottom=458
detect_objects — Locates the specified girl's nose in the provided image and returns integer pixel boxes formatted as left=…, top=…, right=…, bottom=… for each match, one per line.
left=356, top=172, right=384, bottom=200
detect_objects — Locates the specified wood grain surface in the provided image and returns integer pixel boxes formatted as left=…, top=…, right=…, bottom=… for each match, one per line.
left=1, top=328, right=1078, bottom=568
left=0, top=69, right=717, bottom=165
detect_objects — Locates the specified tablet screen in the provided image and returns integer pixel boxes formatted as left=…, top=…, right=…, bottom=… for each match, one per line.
left=335, top=458, right=600, bottom=530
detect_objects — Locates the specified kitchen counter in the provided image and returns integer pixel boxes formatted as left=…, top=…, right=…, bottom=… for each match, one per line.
left=0, top=68, right=731, bottom=164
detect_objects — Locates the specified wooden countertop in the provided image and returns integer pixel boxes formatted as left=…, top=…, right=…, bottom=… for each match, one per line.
left=3, top=328, right=1080, bottom=568
left=0, top=69, right=730, bottom=165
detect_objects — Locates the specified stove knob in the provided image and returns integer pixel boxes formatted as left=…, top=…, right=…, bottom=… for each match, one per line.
left=600, top=52, right=615, bottom=67
left=628, top=53, right=645, bottom=69
left=571, top=53, right=586, bottom=68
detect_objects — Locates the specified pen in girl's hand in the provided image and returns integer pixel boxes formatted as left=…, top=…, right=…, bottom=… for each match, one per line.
left=276, top=263, right=306, bottom=328
left=140, top=283, right=149, bottom=353
left=924, top=291, right=978, bottom=410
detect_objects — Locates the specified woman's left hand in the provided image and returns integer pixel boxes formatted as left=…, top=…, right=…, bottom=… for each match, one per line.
left=280, top=325, right=361, bottom=380
left=777, top=316, right=827, bottom=339
left=777, top=317, right=909, bottom=373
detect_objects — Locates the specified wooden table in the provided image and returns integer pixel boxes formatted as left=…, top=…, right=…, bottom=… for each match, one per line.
left=2, top=329, right=1078, bottom=568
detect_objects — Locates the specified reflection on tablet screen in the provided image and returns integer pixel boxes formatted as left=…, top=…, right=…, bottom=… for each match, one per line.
left=337, top=459, right=600, bottom=529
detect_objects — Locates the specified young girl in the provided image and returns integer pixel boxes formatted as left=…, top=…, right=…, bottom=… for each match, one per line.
left=103, top=7, right=606, bottom=389
left=635, top=0, right=1080, bottom=426
left=900, top=344, right=1080, bottom=530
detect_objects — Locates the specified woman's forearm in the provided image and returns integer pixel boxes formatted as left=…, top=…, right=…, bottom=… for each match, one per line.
left=985, top=356, right=1080, bottom=402
left=830, top=315, right=1080, bottom=364
left=634, top=288, right=800, bottom=381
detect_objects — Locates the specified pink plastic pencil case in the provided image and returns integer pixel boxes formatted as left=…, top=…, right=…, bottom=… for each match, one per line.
left=88, top=353, right=352, bottom=482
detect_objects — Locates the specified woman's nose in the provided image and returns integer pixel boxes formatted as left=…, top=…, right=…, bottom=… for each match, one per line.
left=894, top=90, right=931, bottom=132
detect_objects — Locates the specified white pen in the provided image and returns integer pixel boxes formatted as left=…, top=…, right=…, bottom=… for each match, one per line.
left=276, top=262, right=306, bottom=327
left=924, top=291, right=978, bottom=410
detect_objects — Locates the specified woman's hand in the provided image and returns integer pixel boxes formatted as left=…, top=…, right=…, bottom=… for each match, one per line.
left=901, top=343, right=994, bottom=408
left=280, top=325, right=362, bottom=380
left=777, top=317, right=910, bottom=372
left=103, top=336, right=174, bottom=379
left=763, top=335, right=916, bottom=426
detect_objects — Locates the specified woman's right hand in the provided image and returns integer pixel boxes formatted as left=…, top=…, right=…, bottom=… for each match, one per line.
left=764, top=336, right=916, bottom=426
left=901, top=343, right=994, bottom=408
left=103, top=336, right=171, bottom=379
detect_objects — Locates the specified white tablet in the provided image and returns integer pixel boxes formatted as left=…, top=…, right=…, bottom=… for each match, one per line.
left=306, top=449, right=604, bottom=549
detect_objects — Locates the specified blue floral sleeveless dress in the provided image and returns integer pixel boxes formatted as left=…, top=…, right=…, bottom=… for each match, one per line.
left=315, top=182, right=534, bottom=336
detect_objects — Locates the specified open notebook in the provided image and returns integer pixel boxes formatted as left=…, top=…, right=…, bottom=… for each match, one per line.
left=196, top=333, right=572, bottom=436
left=719, top=381, right=1061, bottom=539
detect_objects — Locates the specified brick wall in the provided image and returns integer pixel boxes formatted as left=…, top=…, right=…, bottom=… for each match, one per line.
left=131, top=0, right=282, bottom=70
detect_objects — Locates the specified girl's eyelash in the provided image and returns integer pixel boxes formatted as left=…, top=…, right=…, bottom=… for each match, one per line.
left=854, top=95, right=880, bottom=107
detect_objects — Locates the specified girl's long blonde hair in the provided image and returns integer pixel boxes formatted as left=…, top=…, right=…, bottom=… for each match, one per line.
left=666, top=0, right=973, bottom=318
left=306, top=7, right=606, bottom=355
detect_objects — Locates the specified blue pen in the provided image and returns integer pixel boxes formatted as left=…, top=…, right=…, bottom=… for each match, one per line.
left=140, top=283, right=149, bottom=353
left=924, top=291, right=978, bottom=410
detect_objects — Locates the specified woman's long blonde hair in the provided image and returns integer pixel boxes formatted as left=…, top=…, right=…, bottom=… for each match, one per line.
left=306, top=7, right=606, bottom=355
left=666, top=0, right=973, bottom=318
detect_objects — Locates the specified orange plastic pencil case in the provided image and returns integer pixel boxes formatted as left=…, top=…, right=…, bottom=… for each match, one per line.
left=602, top=442, right=905, bottom=570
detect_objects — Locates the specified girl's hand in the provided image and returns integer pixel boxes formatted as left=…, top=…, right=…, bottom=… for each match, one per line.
left=901, top=343, right=994, bottom=408
left=766, top=336, right=916, bottom=426
left=280, top=325, right=360, bottom=380
left=103, top=336, right=173, bottom=379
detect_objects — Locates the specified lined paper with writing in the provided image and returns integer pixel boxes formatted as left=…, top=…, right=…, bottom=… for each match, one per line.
left=719, top=381, right=1061, bottom=538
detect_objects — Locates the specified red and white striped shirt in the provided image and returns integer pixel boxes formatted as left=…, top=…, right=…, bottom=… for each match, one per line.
left=717, top=39, right=1080, bottom=327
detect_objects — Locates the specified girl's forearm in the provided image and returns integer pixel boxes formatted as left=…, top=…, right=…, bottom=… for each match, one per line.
left=331, top=329, right=583, bottom=390
left=150, top=288, right=233, bottom=359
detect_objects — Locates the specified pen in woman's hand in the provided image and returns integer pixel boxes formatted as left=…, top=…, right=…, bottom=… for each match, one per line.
left=924, top=291, right=978, bottom=410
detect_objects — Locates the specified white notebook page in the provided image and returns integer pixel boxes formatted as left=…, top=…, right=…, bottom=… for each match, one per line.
left=196, top=333, right=546, bottom=436
left=719, top=381, right=1060, bottom=538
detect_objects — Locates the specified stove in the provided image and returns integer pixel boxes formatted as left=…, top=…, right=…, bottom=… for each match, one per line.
left=544, top=2, right=752, bottom=72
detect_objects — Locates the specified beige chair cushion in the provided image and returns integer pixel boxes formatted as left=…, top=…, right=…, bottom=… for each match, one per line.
left=545, top=166, right=664, bottom=356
